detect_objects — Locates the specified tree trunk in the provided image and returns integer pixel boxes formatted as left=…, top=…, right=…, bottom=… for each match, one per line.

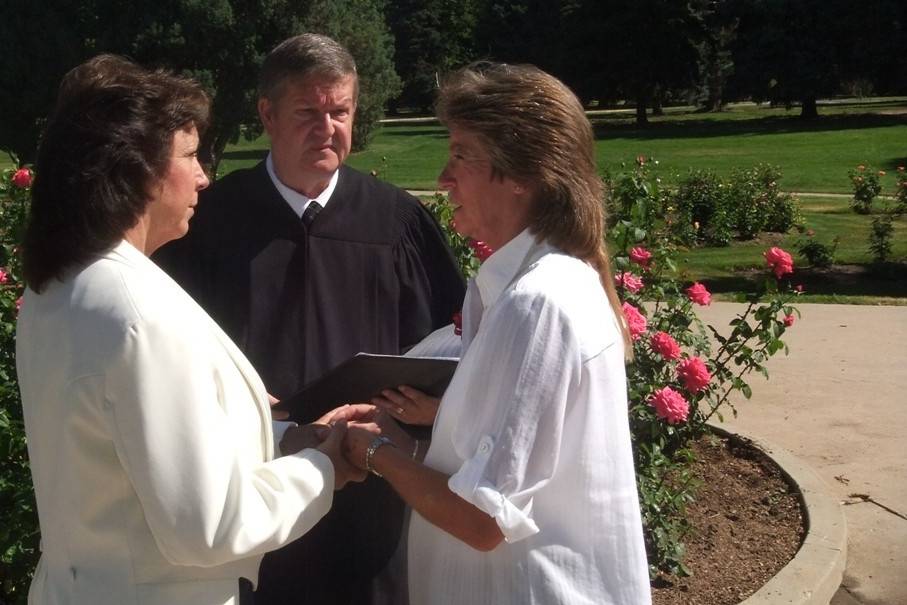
left=652, top=86, right=664, bottom=116
left=800, top=96, right=818, bottom=118
left=636, top=93, right=649, bottom=126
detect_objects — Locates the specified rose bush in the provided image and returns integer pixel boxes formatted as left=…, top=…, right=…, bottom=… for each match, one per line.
left=426, top=159, right=800, bottom=579
left=0, top=163, right=38, bottom=604
left=848, top=163, right=883, bottom=214
left=608, top=159, right=799, bottom=577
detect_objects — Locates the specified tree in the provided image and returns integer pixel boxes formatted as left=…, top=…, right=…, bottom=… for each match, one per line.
left=727, top=0, right=851, bottom=117
left=565, top=0, right=707, bottom=124
left=0, top=0, right=400, bottom=169
left=474, top=0, right=570, bottom=69
left=694, top=0, right=738, bottom=112
left=0, top=0, right=87, bottom=164
left=387, top=0, right=479, bottom=112
left=305, top=0, right=401, bottom=150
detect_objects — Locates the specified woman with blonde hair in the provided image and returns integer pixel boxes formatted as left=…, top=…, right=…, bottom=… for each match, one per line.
left=335, top=62, right=650, bottom=604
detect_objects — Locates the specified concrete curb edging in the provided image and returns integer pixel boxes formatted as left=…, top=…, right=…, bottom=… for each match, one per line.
left=708, top=424, right=848, bottom=605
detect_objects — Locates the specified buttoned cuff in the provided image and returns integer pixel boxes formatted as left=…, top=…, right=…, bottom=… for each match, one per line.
left=448, top=435, right=540, bottom=544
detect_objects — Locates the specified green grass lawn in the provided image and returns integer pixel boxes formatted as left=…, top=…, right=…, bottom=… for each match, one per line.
left=6, top=98, right=905, bottom=301
left=673, top=195, right=907, bottom=304
left=349, top=99, right=907, bottom=193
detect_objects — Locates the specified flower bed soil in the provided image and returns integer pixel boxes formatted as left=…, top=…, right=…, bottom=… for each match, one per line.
left=652, top=433, right=805, bottom=605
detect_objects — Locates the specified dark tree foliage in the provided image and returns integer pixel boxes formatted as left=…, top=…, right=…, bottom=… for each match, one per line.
left=305, top=0, right=401, bottom=150
left=565, top=0, right=708, bottom=124
left=473, top=0, right=572, bottom=74
left=0, top=0, right=400, bottom=168
left=694, top=0, right=738, bottom=112
left=727, top=0, right=849, bottom=117
left=728, top=0, right=907, bottom=114
left=0, top=0, right=86, bottom=164
left=387, top=0, right=479, bottom=112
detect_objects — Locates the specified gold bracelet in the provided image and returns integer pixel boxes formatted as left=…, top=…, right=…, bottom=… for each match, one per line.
left=365, top=435, right=394, bottom=477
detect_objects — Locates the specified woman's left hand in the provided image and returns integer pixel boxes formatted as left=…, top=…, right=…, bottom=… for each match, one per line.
left=372, top=385, right=440, bottom=426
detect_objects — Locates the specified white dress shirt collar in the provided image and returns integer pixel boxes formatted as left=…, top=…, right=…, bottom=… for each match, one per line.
left=475, top=229, right=550, bottom=310
left=265, top=153, right=339, bottom=218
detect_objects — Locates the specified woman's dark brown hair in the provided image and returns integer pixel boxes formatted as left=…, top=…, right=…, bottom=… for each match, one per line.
left=436, top=62, right=631, bottom=349
left=23, top=54, right=210, bottom=292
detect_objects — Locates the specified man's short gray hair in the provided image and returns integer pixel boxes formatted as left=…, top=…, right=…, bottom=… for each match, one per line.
left=259, top=33, right=358, bottom=101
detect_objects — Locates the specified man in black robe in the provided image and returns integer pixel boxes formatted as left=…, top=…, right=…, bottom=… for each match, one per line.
left=154, top=33, right=465, bottom=605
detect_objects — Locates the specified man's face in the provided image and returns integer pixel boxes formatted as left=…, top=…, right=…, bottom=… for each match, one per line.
left=258, top=74, right=356, bottom=197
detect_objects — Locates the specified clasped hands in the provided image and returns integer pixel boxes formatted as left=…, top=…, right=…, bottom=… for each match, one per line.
left=277, top=386, right=439, bottom=489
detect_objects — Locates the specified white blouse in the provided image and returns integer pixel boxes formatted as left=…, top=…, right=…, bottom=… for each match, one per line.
left=408, top=230, right=651, bottom=605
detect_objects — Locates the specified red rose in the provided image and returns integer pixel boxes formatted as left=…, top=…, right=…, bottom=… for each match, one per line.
left=783, top=314, right=795, bottom=327
left=676, top=356, right=711, bottom=393
left=629, top=246, right=652, bottom=268
left=650, top=331, right=681, bottom=360
left=469, top=240, right=494, bottom=263
left=11, top=168, right=32, bottom=188
left=685, top=282, right=712, bottom=306
left=764, top=247, right=794, bottom=279
left=621, top=302, right=648, bottom=340
left=452, top=311, right=462, bottom=336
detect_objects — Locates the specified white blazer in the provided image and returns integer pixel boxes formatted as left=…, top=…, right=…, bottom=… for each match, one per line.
left=17, top=240, right=334, bottom=605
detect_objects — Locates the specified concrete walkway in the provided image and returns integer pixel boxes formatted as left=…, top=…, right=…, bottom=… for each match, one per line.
left=694, top=303, right=907, bottom=605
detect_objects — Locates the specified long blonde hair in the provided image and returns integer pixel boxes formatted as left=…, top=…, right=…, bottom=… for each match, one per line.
left=436, top=62, right=631, bottom=349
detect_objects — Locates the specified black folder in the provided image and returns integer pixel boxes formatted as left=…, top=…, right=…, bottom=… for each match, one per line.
left=273, top=353, right=458, bottom=420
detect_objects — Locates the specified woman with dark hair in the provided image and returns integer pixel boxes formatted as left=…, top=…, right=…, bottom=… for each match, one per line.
left=16, top=54, right=361, bottom=605
left=334, top=63, right=651, bottom=604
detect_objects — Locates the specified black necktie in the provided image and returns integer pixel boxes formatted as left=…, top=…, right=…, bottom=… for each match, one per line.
left=301, top=201, right=322, bottom=227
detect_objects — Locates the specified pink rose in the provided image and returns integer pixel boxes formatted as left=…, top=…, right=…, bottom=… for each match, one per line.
left=469, top=240, right=494, bottom=263
left=795, top=284, right=804, bottom=293
left=685, top=282, right=712, bottom=306
left=878, top=171, right=886, bottom=177
left=636, top=155, right=647, bottom=166
left=615, top=271, right=644, bottom=293
left=621, top=302, right=648, bottom=340
left=857, top=164, right=865, bottom=172
left=764, top=247, right=794, bottom=279
left=783, top=314, right=795, bottom=327
left=15, top=296, right=23, bottom=312
left=648, top=386, right=690, bottom=424
left=0, top=268, right=8, bottom=284
left=650, top=331, right=681, bottom=360
left=11, top=168, right=32, bottom=188
left=629, top=246, right=652, bottom=267
left=676, top=356, right=711, bottom=393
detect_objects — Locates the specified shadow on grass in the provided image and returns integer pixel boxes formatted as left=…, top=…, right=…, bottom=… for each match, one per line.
left=703, top=263, right=907, bottom=298
left=592, top=113, right=906, bottom=141
left=379, top=125, right=448, bottom=138
left=220, top=149, right=268, bottom=161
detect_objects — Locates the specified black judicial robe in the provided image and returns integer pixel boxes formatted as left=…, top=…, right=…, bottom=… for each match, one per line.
left=154, top=162, right=466, bottom=605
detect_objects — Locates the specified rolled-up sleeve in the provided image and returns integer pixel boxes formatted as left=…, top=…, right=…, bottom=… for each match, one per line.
left=448, top=434, right=540, bottom=543
left=446, top=293, right=582, bottom=544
